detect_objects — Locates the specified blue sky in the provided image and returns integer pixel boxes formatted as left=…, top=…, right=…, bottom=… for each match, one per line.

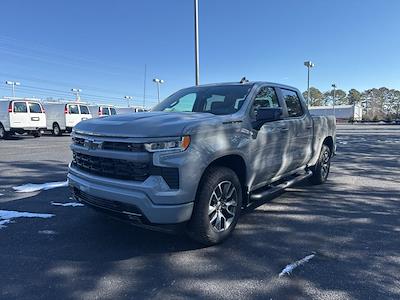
left=0, top=0, right=399, bottom=107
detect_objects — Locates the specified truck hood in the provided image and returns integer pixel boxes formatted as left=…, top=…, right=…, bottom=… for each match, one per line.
left=74, top=111, right=226, bottom=138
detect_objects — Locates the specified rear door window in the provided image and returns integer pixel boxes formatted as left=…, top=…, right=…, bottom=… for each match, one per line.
left=281, top=89, right=304, bottom=117
left=13, top=102, right=27, bottom=113
left=80, top=105, right=90, bottom=114
left=68, top=104, right=79, bottom=114
left=110, top=107, right=116, bottom=115
left=28, top=102, right=42, bottom=113
left=101, top=107, right=110, bottom=115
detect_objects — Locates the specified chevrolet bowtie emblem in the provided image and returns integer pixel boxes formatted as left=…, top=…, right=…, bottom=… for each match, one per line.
left=83, top=139, right=102, bottom=150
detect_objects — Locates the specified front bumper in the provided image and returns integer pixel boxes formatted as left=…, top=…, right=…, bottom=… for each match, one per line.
left=68, top=164, right=194, bottom=224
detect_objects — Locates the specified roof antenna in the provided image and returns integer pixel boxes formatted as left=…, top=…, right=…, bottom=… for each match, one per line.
left=240, top=77, right=249, bottom=84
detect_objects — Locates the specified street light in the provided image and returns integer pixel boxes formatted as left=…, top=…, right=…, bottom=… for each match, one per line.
left=71, top=88, right=82, bottom=102
left=331, top=83, right=337, bottom=119
left=153, top=78, right=164, bottom=103
left=5, top=81, right=21, bottom=99
left=304, top=61, right=315, bottom=106
left=124, top=96, right=133, bottom=107
left=194, top=0, right=200, bottom=85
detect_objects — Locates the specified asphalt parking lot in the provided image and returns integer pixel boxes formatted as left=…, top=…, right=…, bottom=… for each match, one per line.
left=0, top=125, right=399, bottom=300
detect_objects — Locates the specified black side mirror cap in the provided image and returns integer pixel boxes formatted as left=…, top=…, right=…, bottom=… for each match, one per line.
left=252, top=107, right=283, bottom=130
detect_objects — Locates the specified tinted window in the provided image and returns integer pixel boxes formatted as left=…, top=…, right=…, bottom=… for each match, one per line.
left=101, top=107, right=109, bottom=115
left=281, top=89, right=303, bottom=117
left=110, top=108, right=116, bottom=115
left=253, top=87, right=279, bottom=109
left=153, top=85, right=252, bottom=115
left=28, top=102, right=42, bottom=113
left=68, top=105, right=79, bottom=114
left=13, top=102, right=27, bottom=113
left=80, top=105, right=90, bottom=114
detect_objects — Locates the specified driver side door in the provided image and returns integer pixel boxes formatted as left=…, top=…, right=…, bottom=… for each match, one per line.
left=249, top=86, right=290, bottom=189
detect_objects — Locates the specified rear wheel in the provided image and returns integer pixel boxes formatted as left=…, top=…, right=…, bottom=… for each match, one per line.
left=0, top=123, right=7, bottom=139
left=53, top=123, right=62, bottom=136
left=310, top=144, right=331, bottom=184
left=187, top=166, right=242, bottom=246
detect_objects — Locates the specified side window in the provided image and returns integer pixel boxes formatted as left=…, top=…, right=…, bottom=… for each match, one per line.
left=163, top=93, right=196, bottom=112
left=101, top=107, right=109, bottom=115
left=80, top=105, right=90, bottom=114
left=68, top=104, right=79, bottom=114
left=281, top=89, right=303, bottom=118
left=13, top=102, right=27, bottom=113
left=204, top=94, right=225, bottom=111
left=110, top=108, right=116, bottom=115
left=251, top=87, right=279, bottom=116
left=28, top=102, right=42, bottom=113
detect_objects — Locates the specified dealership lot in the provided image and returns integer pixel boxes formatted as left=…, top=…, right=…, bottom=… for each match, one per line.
left=0, top=125, right=399, bottom=299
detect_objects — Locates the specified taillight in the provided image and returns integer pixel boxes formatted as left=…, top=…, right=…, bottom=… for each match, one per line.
left=98, top=107, right=102, bottom=116
left=64, top=105, right=68, bottom=114
left=41, top=106, right=45, bottom=113
left=8, top=101, right=12, bottom=113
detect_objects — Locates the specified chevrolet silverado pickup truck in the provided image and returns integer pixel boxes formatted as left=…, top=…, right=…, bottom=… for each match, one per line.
left=68, top=81, right=336, bottom=245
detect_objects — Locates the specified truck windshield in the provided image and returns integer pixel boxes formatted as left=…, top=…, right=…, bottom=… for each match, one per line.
left=153, top=85, right=253, bottom=115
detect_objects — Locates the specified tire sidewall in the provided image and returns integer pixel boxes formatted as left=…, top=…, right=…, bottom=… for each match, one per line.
left=0, top=124, right=4, bottom=139
left=188, top=166, right=243, bottom=245
left=53, top=123, right=61, bottom=136
left=316, top=144, right=331, bottom=182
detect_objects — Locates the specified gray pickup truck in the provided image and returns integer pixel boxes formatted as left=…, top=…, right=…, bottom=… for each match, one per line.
left=68, top=81, right=336, bottom=245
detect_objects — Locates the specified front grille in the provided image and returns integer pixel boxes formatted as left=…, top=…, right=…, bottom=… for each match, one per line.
left=72, top=151, right=179, bottom=189
left=72, top=137, right=144, bottom=152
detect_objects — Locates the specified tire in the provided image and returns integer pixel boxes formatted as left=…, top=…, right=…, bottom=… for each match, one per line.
left=53, top=123, right=62, bottom=136
left=32, top=131, right=42, bottom=138
left=0, top=123, right=7, bottom=139
left=187, top=166, right=242, bottom=246
left=309, top=144, right=331, bottom=185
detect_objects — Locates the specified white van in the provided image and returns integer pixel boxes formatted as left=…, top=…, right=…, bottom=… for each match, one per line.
left=43, top=102, right=92, bottom=135
left=0, top=99, right=46, bottom=139
left=98, top=105, right=117, bottom=117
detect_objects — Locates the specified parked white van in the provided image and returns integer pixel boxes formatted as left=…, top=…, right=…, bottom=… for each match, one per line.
left=88, top=105, right=117, bottom=118
left=0, top=99, right=46, bottom=139
left=43, top=102, right=92, bottom=135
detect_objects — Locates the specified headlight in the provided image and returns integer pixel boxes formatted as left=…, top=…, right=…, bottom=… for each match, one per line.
left=144, top=136, right=191, bottom=152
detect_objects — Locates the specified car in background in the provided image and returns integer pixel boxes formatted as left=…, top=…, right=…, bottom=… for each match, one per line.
left=0, top=99, right=46, bottom=139
left=43, top=102, right=92, bottom=136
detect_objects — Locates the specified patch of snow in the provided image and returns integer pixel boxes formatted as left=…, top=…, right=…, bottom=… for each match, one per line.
left=38, top=230, right=57, bottom=235
left=51, top=202, right=84, bottom=207
left=0, top=209, right=55, bottom=229
left=0, top=193, right=4, bottom=196
left=13, top=180, right=68, bottom=193
left=279, top=253, right=315, bottom=277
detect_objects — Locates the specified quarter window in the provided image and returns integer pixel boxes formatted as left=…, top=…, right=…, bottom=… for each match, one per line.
left=80, top=105, right=90, bottom=114
left=13, top=102, right=27, bottom=113
left=281, top=89, right=303, bottom=117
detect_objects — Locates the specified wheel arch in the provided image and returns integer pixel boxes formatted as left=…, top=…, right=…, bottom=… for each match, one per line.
left=323, top=136, right=334, bottom=155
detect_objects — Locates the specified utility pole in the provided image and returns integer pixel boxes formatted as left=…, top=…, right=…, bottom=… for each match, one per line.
left=194, top=0, right=200, bottom=85
left=143, top=64, right=147, bottom=109
left=331, top=83, right=336, bottom=119
left=71, top=88, right=82, bottom=102
left=5, top=81, right=21, bottom=99
left=303, top=61, right=315, bottom=106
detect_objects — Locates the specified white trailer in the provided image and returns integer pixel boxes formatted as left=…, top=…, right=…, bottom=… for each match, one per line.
left=43, top=102, right=92, bottom=135
left=309, top=104, right=363, bottom=122
left=0, top=99, right=46, bottom=139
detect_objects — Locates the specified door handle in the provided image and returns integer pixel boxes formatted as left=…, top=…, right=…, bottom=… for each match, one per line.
left=306, top=126, right=312, bottom=129
left=279, top=127, right=289, bottom=132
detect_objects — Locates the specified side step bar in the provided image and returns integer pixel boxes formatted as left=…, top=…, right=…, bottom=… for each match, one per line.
left=250, top=171, right=312, bottom=201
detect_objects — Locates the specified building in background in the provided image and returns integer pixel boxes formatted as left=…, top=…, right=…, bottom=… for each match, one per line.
left=309, top=104, right=362, bottom=122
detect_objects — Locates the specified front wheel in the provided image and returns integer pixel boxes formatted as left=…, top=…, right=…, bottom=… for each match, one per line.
left=187, top=166, right=242, bottom=246
left=309, top=144, right=331, bottom=184
left=0, top=124, right=7, bottom=139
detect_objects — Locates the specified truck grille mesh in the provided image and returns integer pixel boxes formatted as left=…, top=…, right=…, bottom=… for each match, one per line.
left=72, top=151, right=179, bottom=189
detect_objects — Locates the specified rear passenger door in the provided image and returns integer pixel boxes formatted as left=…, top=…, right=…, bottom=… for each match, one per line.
left=66, top=104, right=80, bottom=127
left=278, top=88, right=313, bottom=172
left=79, top=105, right=92, bottom=120
left=27, top=102, right=45, bottom=128
left=10, top=101, right=29, bottom=128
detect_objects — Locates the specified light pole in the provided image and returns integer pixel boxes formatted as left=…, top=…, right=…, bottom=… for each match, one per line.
left=124, top=96, right=133, bottom=107
left=331, top=83, right=336, bottom=118
left=71, top=88, right=82, bottom=102
left=194, top=0, right=200, bottom=85
left=5, top=81, right=21, bottom=99
left=304, top=61, right=315, bottom=106
left=153, top=78, right=164, bottom=103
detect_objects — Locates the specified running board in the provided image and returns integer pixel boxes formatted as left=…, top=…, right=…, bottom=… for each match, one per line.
left=250, top=171, right=312, bottom=201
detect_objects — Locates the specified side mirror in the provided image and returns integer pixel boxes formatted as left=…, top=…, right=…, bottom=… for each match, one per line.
left=252, top=107, right=282, bottom=130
